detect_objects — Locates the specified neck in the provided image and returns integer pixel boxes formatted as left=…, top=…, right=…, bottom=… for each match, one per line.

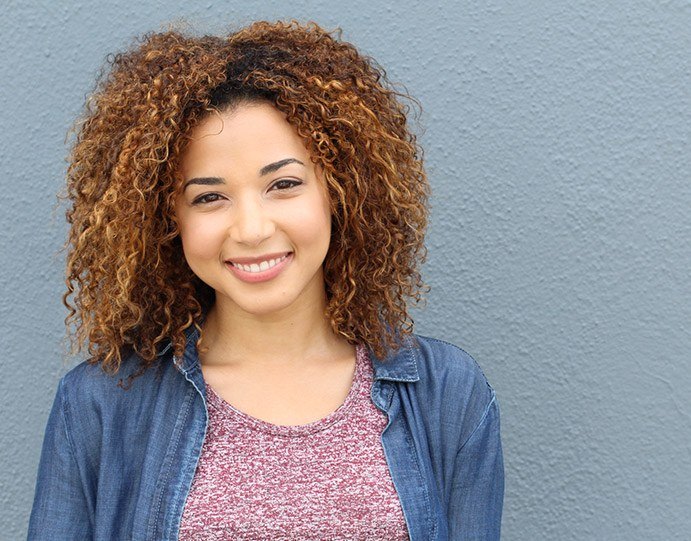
left=199, top=290, right=349, bottom=371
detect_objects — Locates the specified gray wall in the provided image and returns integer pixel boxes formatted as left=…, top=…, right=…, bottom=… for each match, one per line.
left=2, top=1, right=689, bottom=539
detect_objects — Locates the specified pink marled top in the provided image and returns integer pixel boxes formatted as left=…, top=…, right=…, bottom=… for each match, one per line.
left=178, top=344, right=410, bottom=540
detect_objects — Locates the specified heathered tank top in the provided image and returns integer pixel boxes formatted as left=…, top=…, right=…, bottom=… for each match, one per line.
left=178, top=344, right=410, bottom=540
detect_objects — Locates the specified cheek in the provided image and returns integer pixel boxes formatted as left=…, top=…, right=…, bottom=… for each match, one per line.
left=291, top=195, right=332, bottom=248
left=179, top=216, right=225, bottom=262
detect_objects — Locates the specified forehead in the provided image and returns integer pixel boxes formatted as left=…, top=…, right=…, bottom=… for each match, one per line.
left=180, top=102, right=313, bottom=178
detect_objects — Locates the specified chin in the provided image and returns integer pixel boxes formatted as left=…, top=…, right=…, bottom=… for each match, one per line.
left=226, top=295, right=300, bottom=319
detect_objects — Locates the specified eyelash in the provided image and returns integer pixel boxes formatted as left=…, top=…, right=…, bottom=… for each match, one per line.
left=191, top=193, right=222, bottom=205
left=270, top=179, right=303, bottom=191
left=190, top=179, right=303, bottom=205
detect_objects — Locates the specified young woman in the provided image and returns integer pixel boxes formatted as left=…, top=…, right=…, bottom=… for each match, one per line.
left=28, top=20, right=504, bottom=540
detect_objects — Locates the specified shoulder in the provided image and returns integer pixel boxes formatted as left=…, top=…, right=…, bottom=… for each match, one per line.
left=409, top=334, right=498, bottom=431
left=412, top=334, right=495, bottom=398
left=57, top=351, right=176, bottom=416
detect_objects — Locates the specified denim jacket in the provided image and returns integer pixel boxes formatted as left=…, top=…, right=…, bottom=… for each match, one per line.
left=28, top=331, right=504, bottom=540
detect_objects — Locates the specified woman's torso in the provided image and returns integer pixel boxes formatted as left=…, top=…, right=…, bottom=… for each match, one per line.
left=178, top=344, right=410, bottom=540
left=28, top=333, right=502, bottom=540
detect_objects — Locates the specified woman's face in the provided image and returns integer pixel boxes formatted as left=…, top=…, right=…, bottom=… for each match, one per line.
left=175, top=101, right=332, bottom=319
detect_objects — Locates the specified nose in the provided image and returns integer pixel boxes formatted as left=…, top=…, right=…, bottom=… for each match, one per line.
left=228, top=197, right=275, bottom=246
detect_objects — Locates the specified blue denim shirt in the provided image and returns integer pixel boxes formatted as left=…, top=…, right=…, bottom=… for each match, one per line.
left=28, top=331, right=503, bottom=540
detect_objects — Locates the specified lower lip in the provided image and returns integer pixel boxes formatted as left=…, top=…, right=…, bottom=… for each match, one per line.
left=225, top=253, right=293, bottom=283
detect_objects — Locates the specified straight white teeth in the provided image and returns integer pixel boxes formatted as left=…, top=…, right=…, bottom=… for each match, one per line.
left=232, top=254, right=288, bottom=273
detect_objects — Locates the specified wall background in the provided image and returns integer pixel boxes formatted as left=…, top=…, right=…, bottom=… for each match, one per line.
left=2, top=1, right=689, bottom=539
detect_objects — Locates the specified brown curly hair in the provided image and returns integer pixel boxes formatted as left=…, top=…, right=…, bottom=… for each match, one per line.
left=64, top=20, right=429, bottom=376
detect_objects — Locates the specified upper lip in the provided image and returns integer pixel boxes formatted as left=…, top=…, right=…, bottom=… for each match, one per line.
left=225, top=252, right=292, bottom=265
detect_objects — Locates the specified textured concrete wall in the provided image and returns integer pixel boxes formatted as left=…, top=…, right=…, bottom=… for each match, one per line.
left=2, top=1, right=690, bottom=539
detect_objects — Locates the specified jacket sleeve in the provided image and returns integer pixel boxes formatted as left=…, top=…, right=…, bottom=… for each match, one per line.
left=27, top=377, right=93, bottom=540
left=448, top=392, right=504, bottom=540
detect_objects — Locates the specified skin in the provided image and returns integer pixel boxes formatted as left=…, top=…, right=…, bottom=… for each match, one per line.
left=175, top=101, right=356, bottom=425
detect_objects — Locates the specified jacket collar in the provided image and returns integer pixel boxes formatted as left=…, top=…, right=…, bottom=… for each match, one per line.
left=170, top=323, right=420, bottom=383
left=368, top=334, right=420, bottom=382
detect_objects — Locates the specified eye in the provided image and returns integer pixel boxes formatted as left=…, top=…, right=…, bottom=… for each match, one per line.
left=191, top=193, right=224, bottom=205
left=270, top=179, right=303, bottom=191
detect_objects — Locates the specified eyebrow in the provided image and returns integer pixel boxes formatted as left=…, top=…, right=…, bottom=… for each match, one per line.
left=183, top=158, right=305, bottom=191
left=259, top=158, right=304, bottom=176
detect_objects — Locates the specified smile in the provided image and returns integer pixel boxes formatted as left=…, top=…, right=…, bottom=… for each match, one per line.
left=229, top=254, right=289, bottom=273
left=225, top=252, right=293, bottom=283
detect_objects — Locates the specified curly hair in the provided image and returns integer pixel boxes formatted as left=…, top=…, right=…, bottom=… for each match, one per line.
left=64, top=20, right=429, bottom=376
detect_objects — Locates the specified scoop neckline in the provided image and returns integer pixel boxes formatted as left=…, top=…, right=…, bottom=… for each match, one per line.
left=204, top=344, right=366, bottom=437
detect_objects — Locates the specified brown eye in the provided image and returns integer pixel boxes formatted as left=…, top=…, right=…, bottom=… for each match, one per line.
left=270, top=179, right=302, bottom=191
left=192, top=193, right=223, bottom=205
